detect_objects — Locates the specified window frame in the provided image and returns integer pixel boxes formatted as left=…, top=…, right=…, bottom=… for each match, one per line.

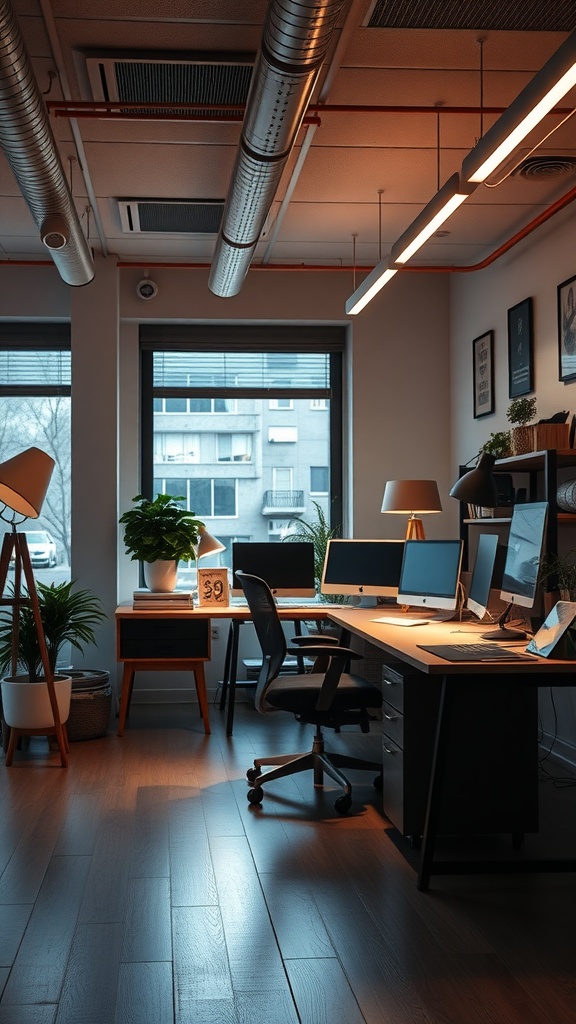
left=140, top=325, right=344, bottom=534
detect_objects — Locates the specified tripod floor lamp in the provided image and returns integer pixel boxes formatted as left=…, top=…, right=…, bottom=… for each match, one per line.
left=0, top=447, right=68, bottom=767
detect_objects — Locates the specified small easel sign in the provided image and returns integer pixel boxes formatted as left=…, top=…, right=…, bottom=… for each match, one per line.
left=197, top=567, right=230, bottom=606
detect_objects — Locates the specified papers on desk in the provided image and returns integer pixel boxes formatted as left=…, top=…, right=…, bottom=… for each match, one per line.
left=371, top=616, right=431, bottom=627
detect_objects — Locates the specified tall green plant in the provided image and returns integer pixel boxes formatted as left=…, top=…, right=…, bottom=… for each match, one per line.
left=283, top=500, right=344, bottom=600
left=0, top=580, right=106, bottom=683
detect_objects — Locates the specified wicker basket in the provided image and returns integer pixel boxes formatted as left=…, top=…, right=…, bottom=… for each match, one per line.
left=67, top=669, right=111, bottom=741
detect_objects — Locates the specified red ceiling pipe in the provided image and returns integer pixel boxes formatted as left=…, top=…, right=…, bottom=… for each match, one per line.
left=1, top=180, right=575, bottom=274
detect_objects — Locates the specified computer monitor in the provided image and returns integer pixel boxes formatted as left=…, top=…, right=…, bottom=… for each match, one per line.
left=482, top=501, right=548, bottom=640
left=397, top=539, right=463, bottom=612
left=466, top=533, right=499, bottom=620
left=231, top=541, right=316, bottom=597
left=320, top=539, right=405, bottom=606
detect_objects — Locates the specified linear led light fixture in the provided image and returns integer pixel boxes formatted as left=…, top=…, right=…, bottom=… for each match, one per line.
left=345, top=256, right=398, bottom=315
left=462, top=26, right=576, bottom=183
left=390, top=173, right=476, bottom=265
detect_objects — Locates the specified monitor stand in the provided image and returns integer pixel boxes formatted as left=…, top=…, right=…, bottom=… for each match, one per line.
left=481, top=602, right=527, bottom=641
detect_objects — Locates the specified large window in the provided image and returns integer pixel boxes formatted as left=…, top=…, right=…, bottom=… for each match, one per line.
left=141, top=326, right=344, bottom=584
left=0, top=325, right=71, bottom=580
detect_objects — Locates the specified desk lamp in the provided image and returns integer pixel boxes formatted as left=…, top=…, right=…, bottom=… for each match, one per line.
left=0, top=447, right=68, bottom=766
left=381, top=480, right=442, bottom=540
left=197, top=528, right=226, bottom=559
left=449, top=453, right=498, bottom=510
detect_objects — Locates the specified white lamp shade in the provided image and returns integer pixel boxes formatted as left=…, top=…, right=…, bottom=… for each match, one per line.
left=381, top=479, right=442, bottom=515
left=197, top=528, right=226, bottom=558
left=0, top=446, right=55, bottom=518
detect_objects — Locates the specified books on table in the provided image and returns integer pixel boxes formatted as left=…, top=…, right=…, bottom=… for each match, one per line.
left=132, top=589, right=194, bottom=609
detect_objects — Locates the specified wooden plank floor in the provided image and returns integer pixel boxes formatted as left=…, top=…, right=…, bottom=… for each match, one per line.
left=0, top=702, right=575, bottom=1024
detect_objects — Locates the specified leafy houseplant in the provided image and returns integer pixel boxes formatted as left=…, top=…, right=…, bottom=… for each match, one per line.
left=539, top=550, right=576, bottom=601
left=481, top=431, right=512, bottom=459
left=0, top=580, right=107, bottom=683
left=507, top=396, right=537, bottom=455
left=120, top=493, right=205, bottom=563
left=0, top=581, right=109, bottom=742
left=283, top=501, right=348, bottom=616
left=119, top=493, right=205, bottom=591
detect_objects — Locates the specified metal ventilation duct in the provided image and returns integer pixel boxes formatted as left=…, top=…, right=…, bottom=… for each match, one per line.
left=0, top=0, right=94, bottom=286
left=209, top=0, right=345, bottom=298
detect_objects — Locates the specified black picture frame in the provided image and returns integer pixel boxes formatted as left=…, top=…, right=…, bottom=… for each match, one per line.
left=472, top=330, right=494, bottom=418
left=557, top=274, right=576, bottom=383
left=507, top=297, right=533, bottom=398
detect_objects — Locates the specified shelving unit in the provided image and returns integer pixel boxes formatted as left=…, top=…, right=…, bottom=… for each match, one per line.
left=459, top=449, right=576, bottom=574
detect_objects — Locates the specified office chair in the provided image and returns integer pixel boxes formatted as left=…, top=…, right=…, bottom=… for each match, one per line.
left=236, top=571, right=383, bottom=814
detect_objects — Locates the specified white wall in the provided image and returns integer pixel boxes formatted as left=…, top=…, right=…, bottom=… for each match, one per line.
left=450, top=201, right=576, bottom=765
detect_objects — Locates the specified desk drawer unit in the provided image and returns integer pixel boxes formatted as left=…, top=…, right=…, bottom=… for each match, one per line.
left=381, top=663, right=539, bottom=841
left=118, top=617, right=210, bottom=660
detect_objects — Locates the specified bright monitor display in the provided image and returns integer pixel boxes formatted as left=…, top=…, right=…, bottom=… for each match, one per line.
left=482, top=501, right=548, bottom=640
left=397, top=539, right=463, bottom=611
left=320, top=539, right=405, bottom=603
left=466, top=533, right=499, bottom=620
left=500, top=502, right=548, bottom=608
left=231, top=541, right=315, bottom=597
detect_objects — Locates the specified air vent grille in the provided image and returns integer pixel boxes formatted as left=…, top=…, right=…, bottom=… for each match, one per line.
left=514, top=155, right=576, bottom=180
left=367, top=0, right=576, bottom=31
left=118, top=200, right=224, bottom=234
left=85, top=52, right=254, bottom=119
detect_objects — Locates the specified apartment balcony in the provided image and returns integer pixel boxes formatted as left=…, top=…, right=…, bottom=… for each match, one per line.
left=261, top=490, right=305, bottom=515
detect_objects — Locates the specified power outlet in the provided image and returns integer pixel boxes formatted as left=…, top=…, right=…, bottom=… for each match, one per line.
left=211, top=626, right=220, bottom=641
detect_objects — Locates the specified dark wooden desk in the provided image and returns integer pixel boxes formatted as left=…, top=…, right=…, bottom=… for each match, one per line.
left=328, top=607, right=576, bottom=890
left=115, top=603, right=336, bottom=737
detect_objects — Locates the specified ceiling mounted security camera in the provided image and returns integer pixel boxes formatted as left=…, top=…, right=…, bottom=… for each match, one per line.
left=137, top=279, right=158, bottom=300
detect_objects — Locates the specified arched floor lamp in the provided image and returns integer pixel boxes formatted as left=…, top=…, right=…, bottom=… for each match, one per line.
left=0, top=447, right=68, bottom=767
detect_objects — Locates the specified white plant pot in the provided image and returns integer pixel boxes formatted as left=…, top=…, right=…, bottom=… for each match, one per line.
left=1, top=674, right=72, bottom=729
left=143, top=559, right=178, bottom=592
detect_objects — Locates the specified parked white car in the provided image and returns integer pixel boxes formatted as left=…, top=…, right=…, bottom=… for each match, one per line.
left=19, top=530, right=58, bottom=567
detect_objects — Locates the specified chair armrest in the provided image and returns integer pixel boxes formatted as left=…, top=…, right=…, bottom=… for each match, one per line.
left=286, top=644, right=361, bottom=661
left=290, top=634, right=339, bottom=647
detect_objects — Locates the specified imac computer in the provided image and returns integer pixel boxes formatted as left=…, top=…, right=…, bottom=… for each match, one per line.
left=466, top=533, right=499, bottom=620
left=320, top=539, right=405, bottom=606
left=231, top=541, right=315, bottom=598
left=482, top=500, right=548, bottom=641
left=397, top=539, right=463, bottom=612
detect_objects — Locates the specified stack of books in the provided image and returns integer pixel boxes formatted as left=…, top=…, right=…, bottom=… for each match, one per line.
left=132, top=589, right=194, bottom=609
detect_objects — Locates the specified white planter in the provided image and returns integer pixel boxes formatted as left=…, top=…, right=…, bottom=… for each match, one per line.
left=143, top=559, right=178, bottom=592
left=1, top=674, right=72, bottom=729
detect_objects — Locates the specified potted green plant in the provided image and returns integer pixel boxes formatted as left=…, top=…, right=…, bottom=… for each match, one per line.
left=507, top=396, right=537, bottom=455
left=481, top=430, right=512, bottom=459
left=283, top=500, right=342, bottom=596
left=119, top=493, right=205, bottom=592
left=539, top=550, right=576, bottom=601
left=0, top=580, right=108, bottom=740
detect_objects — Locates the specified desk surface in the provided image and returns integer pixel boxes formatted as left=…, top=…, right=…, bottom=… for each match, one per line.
left=116, top=602, right=337, bottom=621
left=328, top=606, right=576, bottom=676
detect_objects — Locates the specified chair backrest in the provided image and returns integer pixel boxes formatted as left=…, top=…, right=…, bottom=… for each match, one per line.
left=236, top=571, right=287, bottom=712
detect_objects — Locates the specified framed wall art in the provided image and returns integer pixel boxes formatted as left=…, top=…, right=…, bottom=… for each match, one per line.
left=472, top=330, right=494, bottom=418
left=507, top=297, right=533, bottom=398
left=558, top=274, right=576, bottom=383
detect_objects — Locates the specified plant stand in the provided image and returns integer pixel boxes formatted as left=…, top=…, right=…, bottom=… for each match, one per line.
left=0, top=528, right=68, bottom=767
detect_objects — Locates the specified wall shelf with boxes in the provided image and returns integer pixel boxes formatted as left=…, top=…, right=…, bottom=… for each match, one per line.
left=459, top=449, right=576, bottom=573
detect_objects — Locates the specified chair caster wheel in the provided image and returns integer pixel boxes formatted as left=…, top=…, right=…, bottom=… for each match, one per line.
left=246, top=767, right=258, bottom=783
left=247, top=787, right=264, bottom=805
left=373, top=773, right=383, bottom=790
left=334, top=794, right=352, bottom=815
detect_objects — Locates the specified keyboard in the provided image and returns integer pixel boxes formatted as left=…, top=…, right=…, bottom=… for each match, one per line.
left=417, top=642, right=536, bottom=662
